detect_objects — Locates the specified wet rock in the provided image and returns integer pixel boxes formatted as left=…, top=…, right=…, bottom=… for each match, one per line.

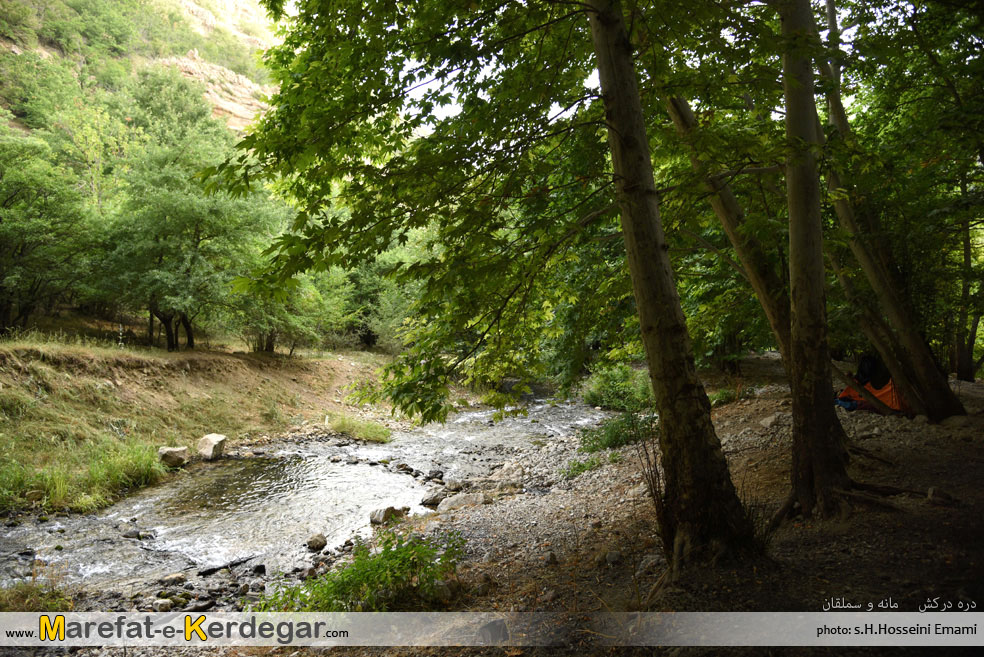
left=421, top=490, right=448, bottom=507
left=437, top=492, right=490, bottom=512
left=427, top=469, right=445, bottom=481
left=158, top=446, right=189, bottom=468
left=152, top=599, right=173, bottom=612
left=188, top=598, right=214, bottom=612
left=370, top=506, right=409, bottom=524
left=161, top=573, right=187, bottom=586
left=122, top=529, right=141, bottom=539
left=299, top=566, right=317, bottom=580
left=198, top=433, right=227, bottom=461
left=252, top=563, right=266, bottom=575
left=307, top=534, right=327, bottom=551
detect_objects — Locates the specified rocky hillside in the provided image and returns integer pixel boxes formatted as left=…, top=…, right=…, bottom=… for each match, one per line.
left=163, top=0, right=276, bottom=130
left=161, top=47, right=270, bottom=131
left=0, top=0, right=278, bottom=132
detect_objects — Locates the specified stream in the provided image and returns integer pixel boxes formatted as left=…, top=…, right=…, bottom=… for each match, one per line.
left=0, top=400, right=606, bottom=596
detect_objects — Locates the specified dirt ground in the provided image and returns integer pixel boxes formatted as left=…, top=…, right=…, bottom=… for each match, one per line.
left=309, top=353, right=984, bottom=656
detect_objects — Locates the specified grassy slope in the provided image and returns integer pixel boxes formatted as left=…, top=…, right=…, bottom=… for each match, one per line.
left=0, top=338, right=388, bottom=512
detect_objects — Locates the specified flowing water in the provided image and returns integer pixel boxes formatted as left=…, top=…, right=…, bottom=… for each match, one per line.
left=0, top=400, right=605, bottom=591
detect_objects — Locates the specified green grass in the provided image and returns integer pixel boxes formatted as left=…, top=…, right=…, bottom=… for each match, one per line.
left=0, top=577, right=73, bottom=612
left=561, top=456, right=602, bottom=479
left=326, top=412, right=392, bottom=443
left=0, top=338, right=320, bottom=512
left=255, top=531, right=464, bottom=611
left=578, top=411, right=658, bottom=453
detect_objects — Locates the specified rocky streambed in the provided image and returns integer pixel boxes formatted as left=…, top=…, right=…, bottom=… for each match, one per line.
left=0, top=400, right=608, bottom=612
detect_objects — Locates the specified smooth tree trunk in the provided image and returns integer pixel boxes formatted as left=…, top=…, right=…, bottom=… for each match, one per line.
left=817, top=1, right=965, bottom=420
left=780, top=0, right=851, bottom=518
left=587, top=0, right=753, bottom=557
left=665, top=96, right=792, bottom=366
left=955, top=216, right=979, bottom=381
left=665, top=95, right=851, bottom=449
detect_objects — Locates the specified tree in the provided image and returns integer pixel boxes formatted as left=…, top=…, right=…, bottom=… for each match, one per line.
left=0, top=130, right=89, bottom=331
left=226, top=0, right=754, bottom=558
left=778, top=0, right=850, bottom=517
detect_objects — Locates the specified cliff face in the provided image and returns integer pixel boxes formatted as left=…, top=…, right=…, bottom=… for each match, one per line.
left=161, top=0, right=277, bottom=131
left=161, top=48, right=271, bottom=132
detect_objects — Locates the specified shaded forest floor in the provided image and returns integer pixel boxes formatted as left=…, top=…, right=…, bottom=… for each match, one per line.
left=289, top=354, right=984, bottom=657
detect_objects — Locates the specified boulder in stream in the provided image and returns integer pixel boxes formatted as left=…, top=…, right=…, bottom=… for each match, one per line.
left=198, top=434, right=227, bottom=461
left=306, top=534, right=327, bottom=551
left=370, top=506, right=408, bottom=525
left=158, top=446, right=189, bottom=468
left=421, top=490, right=448, bottom=507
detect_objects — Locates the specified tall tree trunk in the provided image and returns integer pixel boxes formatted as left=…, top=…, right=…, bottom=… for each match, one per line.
left=180, top=313, right=195, bottom=350
left=148, top=310, right=155, bottom=347
left=955, top=217, right=977, bottom=381
left=780, top=0, right=850, bottom=518
left=587, top=0, right=753, bottom=557
left=161, top=317, right=178, bottom=352
left=150, top=301, right=178, bottom=352
left=263, top=332, right=276, bottom=354
left=816, top=1, right=965, bottom=420
left=665, top=96, right=792, bottom=366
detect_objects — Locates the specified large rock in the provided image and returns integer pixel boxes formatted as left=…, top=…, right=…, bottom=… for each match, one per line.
left=306, top=534, right=327, bottom=552
left=158, top=446, right=189, bottom=468
left=490, top=462, right=524, bottom=489
left=369, top=506, right=408, bottom=525
left=197, top=433, right=227, bottom=461
left=437, top=492, right=491, bottom=512
left=421, top=490, right=448, bottom=508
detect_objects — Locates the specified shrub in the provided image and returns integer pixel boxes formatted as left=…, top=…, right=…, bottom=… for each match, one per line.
left=0, top=578, right=73, bottom=612
left=581, top=363, right=653, bottom=412
left=255, top=531, right=465, bottom=611
left=579, top=411, right=658, bottom=453
left=561, top=456, right=601, bottom=479
left=326, top=412, right=391, bottom=443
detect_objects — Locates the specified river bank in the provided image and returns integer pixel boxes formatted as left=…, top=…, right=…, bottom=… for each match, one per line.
left=2, top=353, right=983, bottom=657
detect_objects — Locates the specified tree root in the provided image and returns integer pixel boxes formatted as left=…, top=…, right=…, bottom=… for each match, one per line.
left=833, top=488, right=904, bottom=512
left=847, top=444, right=895, bottom=466
left=769, top=476, right=916, bottom=529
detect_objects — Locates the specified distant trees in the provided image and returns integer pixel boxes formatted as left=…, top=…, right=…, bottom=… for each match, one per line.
left=0, top=131, right=89, bottom=331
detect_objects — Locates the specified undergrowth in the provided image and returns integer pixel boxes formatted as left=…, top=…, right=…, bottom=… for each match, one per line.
left=0, top=570, right=73, bottom=612
left=579, top=411, right=659, bottom=453
left=581, top=363, right=653, bottom=412
left=326, top=412, right=391, bottom=443
left=255, top=531, right=465, bottom=611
